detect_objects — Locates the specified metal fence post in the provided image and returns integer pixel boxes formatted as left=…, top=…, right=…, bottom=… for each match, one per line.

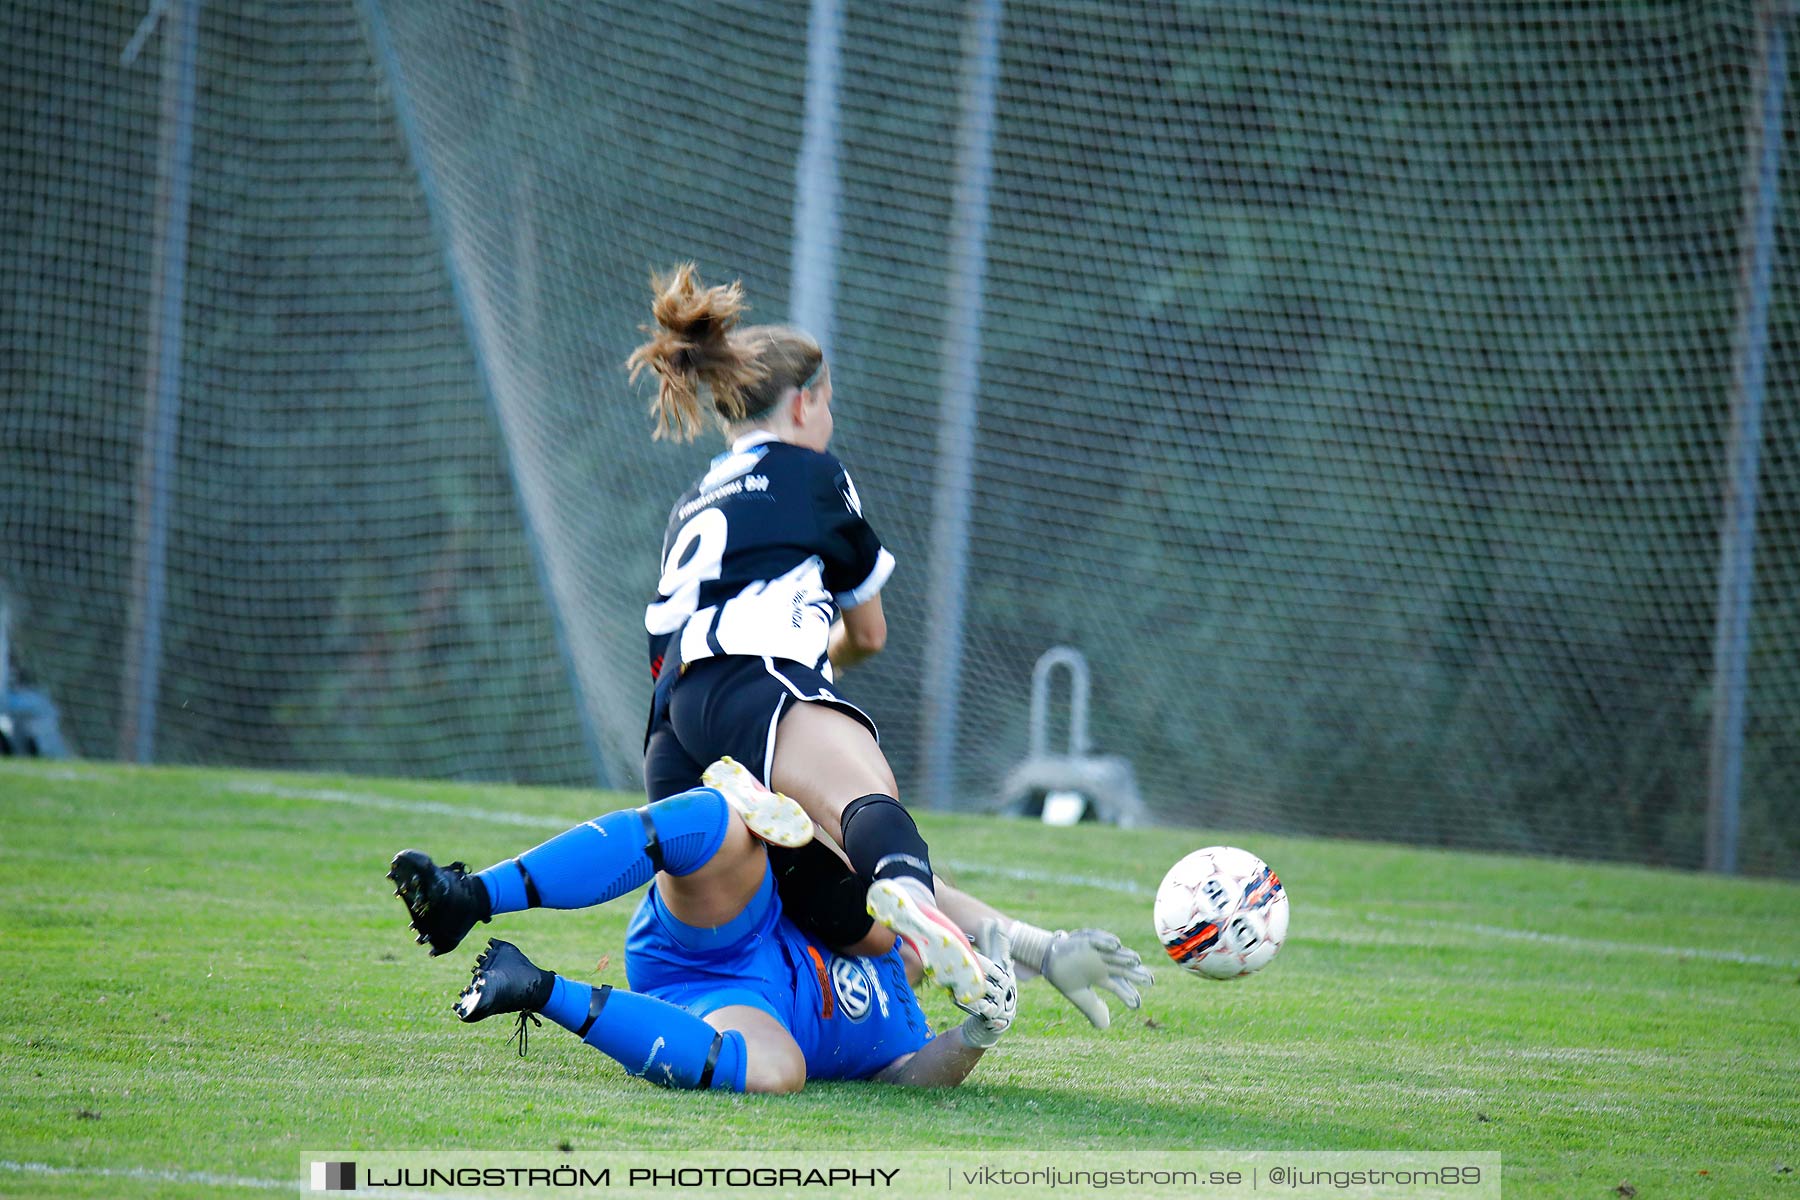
left=1706, top=0, right=1791, bottom=873
left=919, top=0, right=1002, bottom=810
left=119, top=0, right=201, bottom=763
left=792, top=0, right=843, bottom=357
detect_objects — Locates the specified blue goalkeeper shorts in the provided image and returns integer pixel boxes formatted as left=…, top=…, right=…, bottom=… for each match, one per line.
left=623, top=863, right=933, bottom=1082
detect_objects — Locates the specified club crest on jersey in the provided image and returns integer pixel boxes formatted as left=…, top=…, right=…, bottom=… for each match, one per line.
left=829, top=956, right=883, bottom=1021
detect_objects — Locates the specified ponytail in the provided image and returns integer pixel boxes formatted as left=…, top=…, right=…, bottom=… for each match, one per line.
left=626, top=264, right=823, bottom=442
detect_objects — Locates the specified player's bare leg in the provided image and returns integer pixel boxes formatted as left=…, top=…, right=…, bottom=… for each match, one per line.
left=653, top=804, right=772, bottom=929
left=766, top=701, right=895, bottom=845
left=770, top=701, right=982, bottom=1004
left=704, top=1005, right=808, bottom=1094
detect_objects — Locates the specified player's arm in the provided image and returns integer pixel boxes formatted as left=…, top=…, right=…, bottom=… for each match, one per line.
left=874, top=922, right=1015, bottom=1087
left=815, top=457, right=893, bottom=673
left=933, top=878, right=1154, bottom=1031
left=873, top=1034, right=981, bottom=1087
left=828, top=594, right=886, bottom=672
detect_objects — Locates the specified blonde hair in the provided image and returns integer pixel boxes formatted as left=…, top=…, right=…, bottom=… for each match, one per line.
left=625, top=263, right=824, bottom=442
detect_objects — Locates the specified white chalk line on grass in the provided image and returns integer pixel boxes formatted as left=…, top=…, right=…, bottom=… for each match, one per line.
left=938, top=857, right=1152, bottom=898
left=1358, top=912, right=1800, bottom=970
left=222, top=780, right=1800, bottom=972
left=0, top=1158, right=287, bottom=1191
left=0, top=762, right=116, bottom=784
left=219, top=778, right=567, bottom=830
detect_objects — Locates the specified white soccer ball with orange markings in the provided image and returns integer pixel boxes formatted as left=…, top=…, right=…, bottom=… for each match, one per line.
left=1153, top=845, right=1289, bottom=979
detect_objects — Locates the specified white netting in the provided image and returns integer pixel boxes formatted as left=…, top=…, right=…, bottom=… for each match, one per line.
left=2, top=0, right=1794, bottom=872
left=1, top=0, right=589, bottom=780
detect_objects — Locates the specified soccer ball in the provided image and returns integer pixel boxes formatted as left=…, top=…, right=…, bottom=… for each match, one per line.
left=1153, top=845, right=1288, bottom=979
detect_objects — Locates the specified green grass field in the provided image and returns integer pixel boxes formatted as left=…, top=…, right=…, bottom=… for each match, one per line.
left=3, top=759, right=1796, bottom=1199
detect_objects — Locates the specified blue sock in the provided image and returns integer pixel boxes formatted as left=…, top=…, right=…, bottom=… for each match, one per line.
left=541, top=976, right=747, bottom=1092
left=475, top=788, right=730, bottom=915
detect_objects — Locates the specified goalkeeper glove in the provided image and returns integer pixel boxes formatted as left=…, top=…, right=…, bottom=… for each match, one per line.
left=1008, top=922, right=1154, bottom=1031
left=956, top=920, right=1018, bottom=1050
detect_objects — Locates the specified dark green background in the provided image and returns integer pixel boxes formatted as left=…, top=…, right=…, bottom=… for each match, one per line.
left=2, top=1, right=1794, bottom=873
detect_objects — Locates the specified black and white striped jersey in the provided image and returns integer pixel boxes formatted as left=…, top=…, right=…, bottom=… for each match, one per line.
left=644, top=431, right=895, bottom=683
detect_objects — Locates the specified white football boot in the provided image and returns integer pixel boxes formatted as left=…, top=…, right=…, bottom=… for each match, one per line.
left=866, top=876, right=985, bottom=1006
left=700, top=757, right=815, bottom=848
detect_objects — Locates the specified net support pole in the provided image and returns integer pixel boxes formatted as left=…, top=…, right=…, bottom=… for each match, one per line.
left=358, top=0, right=615, bottom=790
left=1706, top=0, right=1790, bottom=874
left=919, top=0, right=1001, bottom=810
left=791, top=0, right=842, bottom=355
left=119, top=0, right=201, bottom=763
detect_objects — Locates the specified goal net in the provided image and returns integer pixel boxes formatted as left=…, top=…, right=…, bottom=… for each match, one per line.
left=3, top=0, right=1794, bottom=872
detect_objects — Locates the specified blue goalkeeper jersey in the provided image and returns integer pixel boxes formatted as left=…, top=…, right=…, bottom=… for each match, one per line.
left=624, top=864, right=934, bottom=1082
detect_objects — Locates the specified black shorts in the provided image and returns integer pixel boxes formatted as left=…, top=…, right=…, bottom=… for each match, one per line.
left=642, top=655, right=879, bottom=802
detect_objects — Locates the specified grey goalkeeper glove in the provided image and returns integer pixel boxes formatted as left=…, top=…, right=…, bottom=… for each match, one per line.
left=1008, top=923, right=1154, bottom=1031
left=956, top=920, right=1018, bottom=1050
